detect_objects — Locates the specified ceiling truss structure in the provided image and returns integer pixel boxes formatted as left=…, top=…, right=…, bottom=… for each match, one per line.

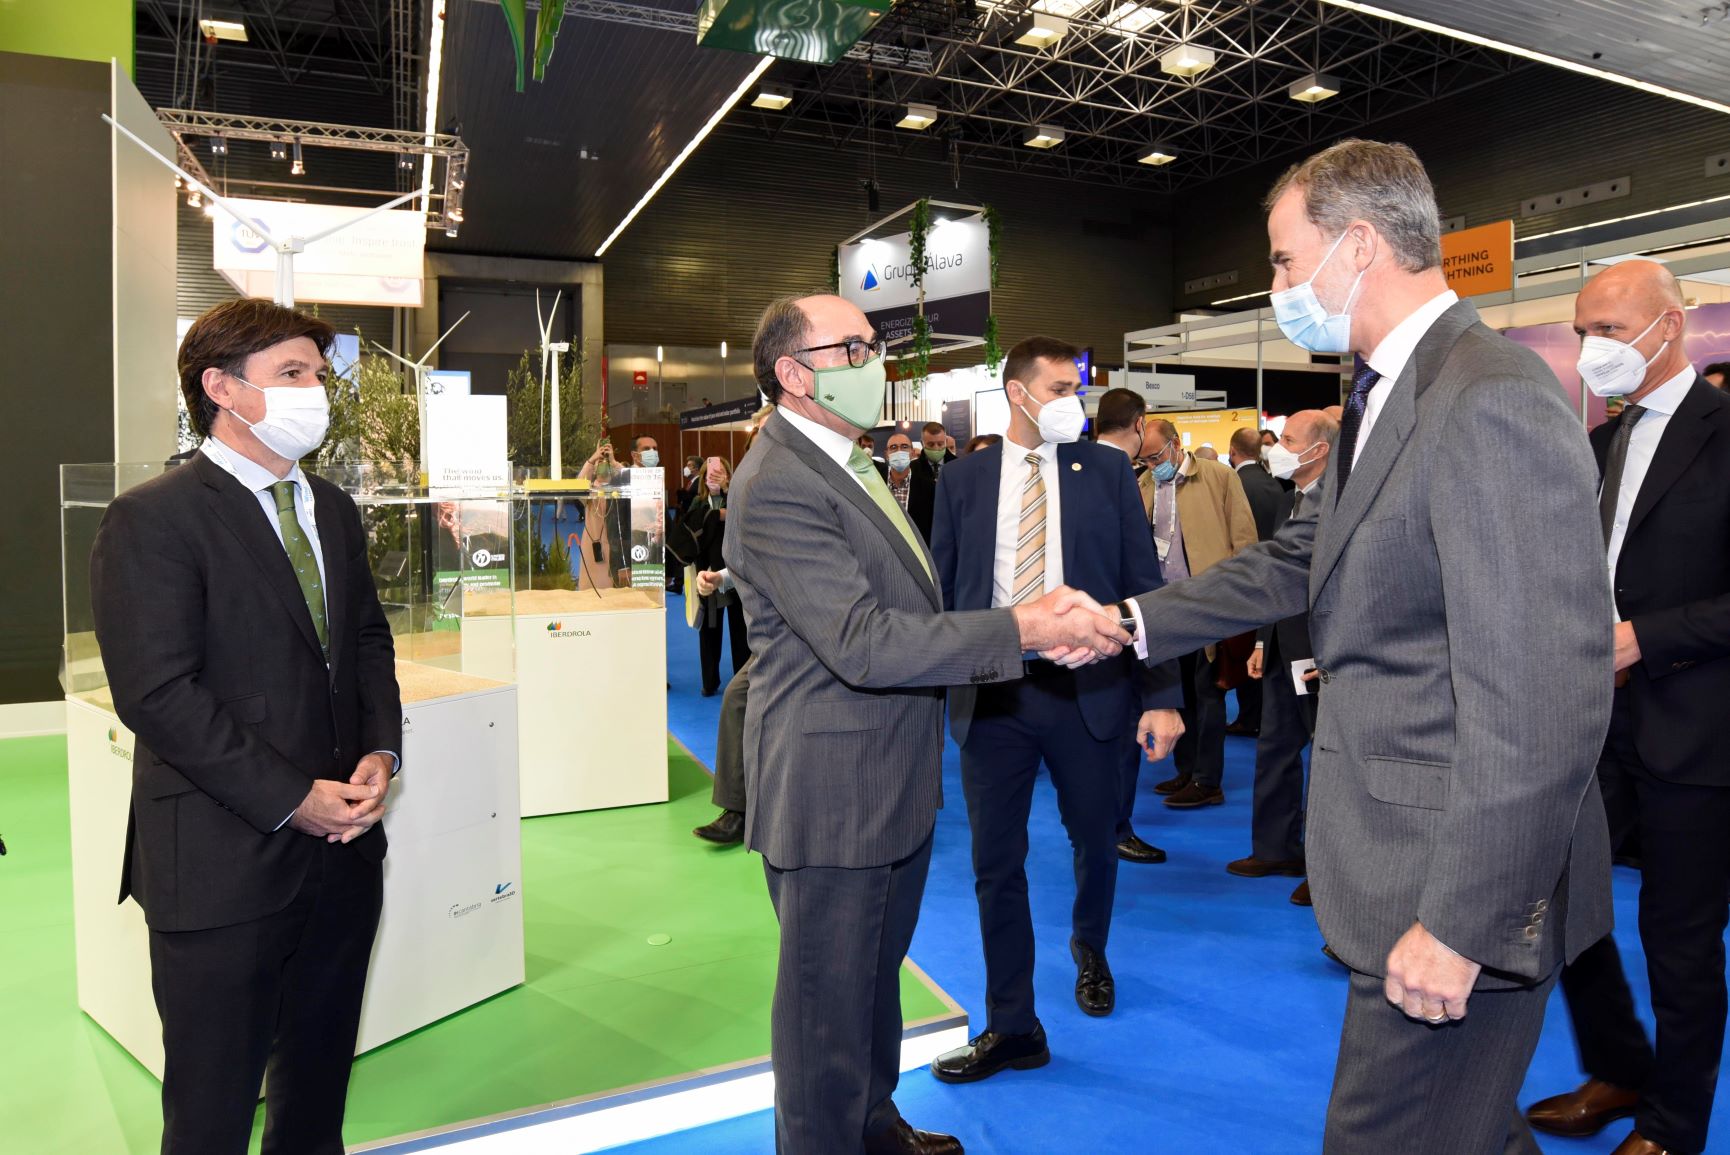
left=560, top=0, right=1533, bottom=193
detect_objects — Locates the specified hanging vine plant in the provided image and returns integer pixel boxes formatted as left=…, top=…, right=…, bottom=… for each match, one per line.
left=981, top=203, right=1004, bottom=373
left=909, top=314, right=933, bottom=397
left=905, top=197, right=934, bottom=396
left=829, top=245, right=840, bottom=293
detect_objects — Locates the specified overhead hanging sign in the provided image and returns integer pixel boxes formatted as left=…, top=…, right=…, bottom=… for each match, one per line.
left=213, top=197, right=426, bottom=308
left=839, top=216, right=990, bottom=349
left=1441, top=219, right=1515, bottom=297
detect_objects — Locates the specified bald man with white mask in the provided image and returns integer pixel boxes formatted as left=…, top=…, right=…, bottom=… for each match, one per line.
left=1524, top=260, right=1730, bottom=1155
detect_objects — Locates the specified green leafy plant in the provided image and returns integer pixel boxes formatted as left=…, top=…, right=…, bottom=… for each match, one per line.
left=829, top=245, right=841, bottom=293
left=982, top=313, right=1002, bottom=375
left=317, top=332, right=421, bottom=471
left=909, top=314, right=933, bottom=397
left=503, top=347, right=598, bottom=473
left=981, top=204, right=1003, bottom=373
left=908, top=197, right=931, bottom=294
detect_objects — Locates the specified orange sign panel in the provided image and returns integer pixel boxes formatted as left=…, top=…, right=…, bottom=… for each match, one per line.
left=1441, top=220, right=1514, bottom=297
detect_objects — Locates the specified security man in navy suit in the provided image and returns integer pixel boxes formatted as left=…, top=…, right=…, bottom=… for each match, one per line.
left=929, top=336, right=1184, bottom=1084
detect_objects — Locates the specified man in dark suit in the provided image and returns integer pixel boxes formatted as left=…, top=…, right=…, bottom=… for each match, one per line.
left=89, top=299, right=401, bottom=1154
left=928, top=340, right=1183, bottom=1084
left=727, top=294, right=1130, bottom=1155
left=905, top=420, right=954, bottom=542
left=1224, top=426, right=1287, bottom=737
left=1524, top=260, right=1730, bottom=1155
left=1227, top=410, right=1337, bottom=905
left=1109, top=140, right=1612, bottom=1153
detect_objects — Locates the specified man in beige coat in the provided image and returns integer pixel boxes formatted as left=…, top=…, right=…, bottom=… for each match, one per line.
left=1138, top=417, right=1257, bottom=807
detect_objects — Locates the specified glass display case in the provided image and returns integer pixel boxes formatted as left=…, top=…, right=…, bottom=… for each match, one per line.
left=58, top=458, right=524, bottom=1079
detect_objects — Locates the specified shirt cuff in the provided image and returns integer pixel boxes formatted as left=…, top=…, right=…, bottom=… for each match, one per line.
left=275, top=808, right=295, bottom=832
left=372, top=750, right=402, bottom=777
left=1127, top=598, right=1149, bottom=662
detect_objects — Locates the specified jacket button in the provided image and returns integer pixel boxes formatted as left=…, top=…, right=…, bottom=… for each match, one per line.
left=1535, top=900, right=1549, bottom=913
left=1524, top=925, right=1540, bottom=940
left=332, top=747, right=341, bottom=759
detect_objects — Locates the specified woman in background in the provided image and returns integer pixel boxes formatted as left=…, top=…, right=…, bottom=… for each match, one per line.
left=690, top=456, right=749, bottom=696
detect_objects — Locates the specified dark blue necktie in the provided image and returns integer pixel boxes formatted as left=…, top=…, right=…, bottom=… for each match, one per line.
left=1336, top=357, right=1382, bottom=494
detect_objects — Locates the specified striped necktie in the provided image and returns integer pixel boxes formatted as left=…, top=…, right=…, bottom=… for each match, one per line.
left=1013, top=452, right=1048, bottom=604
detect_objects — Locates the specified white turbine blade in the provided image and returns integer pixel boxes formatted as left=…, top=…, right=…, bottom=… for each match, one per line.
left=297, top=185, right=429, bottom=249
left=101, top=112, right=284, bottom=248
left=369, top=341, right=419, bottom=372
left=544, top=290, right=562, bottom=344
left=415, top=310, right=471, bottom=367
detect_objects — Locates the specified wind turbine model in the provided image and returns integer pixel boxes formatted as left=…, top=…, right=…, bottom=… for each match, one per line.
left=534, top=289, right=570, bottom=478
left=368, top=312, right=471, bottom=474
left=100, top=113, right=427, bottom=309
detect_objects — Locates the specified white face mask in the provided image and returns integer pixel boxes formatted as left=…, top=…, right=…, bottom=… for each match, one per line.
left=1577, top=312, right=1670, bottom=398
left=1269, top=229, right=1366, bottom=355
left=1016, top=388, right=1085, bottom=444
left=887, top=450, right=912, bottom=472
left=1265, top=440, right=1324, bottom=481
left=229, top=375, right=330, bottom=460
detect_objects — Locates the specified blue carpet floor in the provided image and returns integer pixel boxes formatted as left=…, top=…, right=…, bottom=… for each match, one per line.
left=639, top=593, right=1725, bottom=1154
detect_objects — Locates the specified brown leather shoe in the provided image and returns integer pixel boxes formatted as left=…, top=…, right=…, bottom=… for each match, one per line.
left=1164, top=782, right=1224, bottom=809
left=1226, top=855, right=1305, bottom=878
left=1153, top=772, right=1192, bottom=796
left=863, top=1118, right=964, bottom=1154
left=1525, top=1079, right=1641, bottom=1138
left=1608, top=1132, right=1673, bottom=1155
left=1289, top=880, right=1312, bottom=906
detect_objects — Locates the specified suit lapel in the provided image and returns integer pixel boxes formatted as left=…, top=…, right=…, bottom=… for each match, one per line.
left=1627, top=378, right=1718, bottom=537
left=311, top=476, right=348, bottom=671
left=973, top=444, right=1004, bottom=597
left=1312, top=299, right=1477, bottom=595
left=1056, top=442, right=1080, bottom=584
left=196, top=453, right=326, bottom=660
left=766, top=414, right=941, bottom=609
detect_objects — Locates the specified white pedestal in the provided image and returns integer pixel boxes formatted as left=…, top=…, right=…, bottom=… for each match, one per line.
left=464, top=604, right=668, bottom=816
left=66, top=664, right=524, bottom=1080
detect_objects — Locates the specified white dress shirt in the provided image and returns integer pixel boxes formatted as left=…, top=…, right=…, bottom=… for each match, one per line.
left=779, top=406, right=870, bottom=493
left=1605, top=366, right=1695, bottom=600
left=1360, top=289, right=1459, bottom=452
left=200, top=435, right=398, bottom=828
left=992, top=432, right=1065, bottom=608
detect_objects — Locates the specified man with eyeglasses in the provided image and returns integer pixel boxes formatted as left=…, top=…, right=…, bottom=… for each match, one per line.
left=728, top=294, right=1131, bottom=1155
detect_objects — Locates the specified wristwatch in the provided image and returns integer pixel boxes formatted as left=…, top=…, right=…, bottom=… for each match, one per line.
left=1116, top=600, right=1138, bottom=639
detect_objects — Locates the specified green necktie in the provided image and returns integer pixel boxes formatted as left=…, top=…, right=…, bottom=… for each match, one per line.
left=270, top=480, right=329, bottom=653
left=847, top=446, right=933, bottom=583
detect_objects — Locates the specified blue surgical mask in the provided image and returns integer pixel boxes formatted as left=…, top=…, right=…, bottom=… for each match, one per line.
left=1269, top=229, right=1365, bottom=354
left=1152, top=460, right=1178, bottom=484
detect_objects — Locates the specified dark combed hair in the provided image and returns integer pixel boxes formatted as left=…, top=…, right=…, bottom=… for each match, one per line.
left=1094, top=387, right=1147, bottom=436
left=1002, top=335, right=1081, bottom=387
left=1703, top=360, right=1730, bottom=381
left=752, top=295, right=814, bottom=406
left=921, top=421, right=946, bottom=437
left=178, top=299, right=336, bottom=439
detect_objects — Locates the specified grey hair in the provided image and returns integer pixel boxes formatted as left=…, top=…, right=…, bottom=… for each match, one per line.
left=1293, top=408, right=1342, bottom=448
left=1266, top=139, right=1443, bottom=273
left=752, top=294, right=816, bottom=405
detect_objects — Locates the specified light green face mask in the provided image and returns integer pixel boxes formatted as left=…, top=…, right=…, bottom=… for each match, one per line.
left=807, top=356, right=887, bottom=432
left=923, top=446, right=946, bottom=463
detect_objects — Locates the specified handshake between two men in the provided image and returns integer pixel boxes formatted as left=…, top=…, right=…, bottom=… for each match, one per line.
left=1010, top=586, right=1132, bottom=669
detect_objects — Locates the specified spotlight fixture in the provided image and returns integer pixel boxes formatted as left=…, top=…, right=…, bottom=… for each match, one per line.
left=1159, top=44, right=1215, bottom=77
left=187, top=188, right=203, bottom=209
left=897, top=103, right=939, bottom=130
left=1138, top=147, right=1177, bottom=166
left=399, top=153, right=415, bottom=170
left=1014, top=13, right=1069, bottom=47
left=446, top=224, right=459, bottom=237
left=1288, top=73, right=1342, bottom=102
left=203, top=201, right=219, bottom=218
left=290, top=138, right=304, bottom=176
left=209, top=134, right=228, bottom=157
left=269, top=139, right=287, bottom=161
left=448, top=208, right=464, bottom=223
left=1024, top=124, right=1065, bottom=149
left=751, top=85, right=792, bottom=110
left=198, top=17, right=248, bottom=42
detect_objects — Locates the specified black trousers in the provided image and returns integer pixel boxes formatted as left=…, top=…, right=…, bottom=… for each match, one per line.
left=698, top=594, right=750, bottom=695
left=1175, top=647, right=1227, bottom=789
left=1234, top=671, right=1262, bottom=731
left=1554, top=689, right=1730, bottom=1154
left=150, top=839, right=383, bottom=1155
left=763, top=833, right=933, bottom=1154
left=960, top=669, right=1125, bottom=1036
left=1249, top=633, right=1317, bottom=862
left=711, top=658, right=749, bottom=812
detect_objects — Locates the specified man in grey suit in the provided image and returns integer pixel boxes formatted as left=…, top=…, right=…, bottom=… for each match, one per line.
left=1101, top=141, right=1614, bottom=1153
left=725, top=293, right=1130, bottom=1155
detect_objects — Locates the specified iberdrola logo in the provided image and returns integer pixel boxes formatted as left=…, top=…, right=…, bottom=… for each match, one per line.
left=546, top=621, right=561, bottom=632
left=108, top=728, right=118, bottom=742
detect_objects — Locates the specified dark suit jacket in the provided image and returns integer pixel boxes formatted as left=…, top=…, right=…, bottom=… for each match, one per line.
left=1594, top=376, right=1730, bottom=785
left=1235, top=461, right=1288, bottom=542
left=907, top=450, right=954, bottom=542
left=1128, top=300, right=1612, bottom=986
left=1256, top=486, right=1313, bottom=663
left=933, top=440, right=1183, bottom=747
left=90, top=452, right=402, bottom=933
left=724, top=414, right=1022, bottom=870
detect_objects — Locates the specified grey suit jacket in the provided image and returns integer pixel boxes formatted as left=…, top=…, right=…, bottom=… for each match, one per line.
left=724, top=411, right=1024, bottom=870
left=1131, top=300, right=1613, bottom=987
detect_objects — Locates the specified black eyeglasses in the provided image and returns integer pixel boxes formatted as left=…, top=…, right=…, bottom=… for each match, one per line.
left=795, top=336, right=887, bottom=368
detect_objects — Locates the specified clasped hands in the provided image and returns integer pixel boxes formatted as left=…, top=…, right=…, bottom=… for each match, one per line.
left=289, top=752, right=393, bottom=844
left=1012, top=586, right=1132, bottom=669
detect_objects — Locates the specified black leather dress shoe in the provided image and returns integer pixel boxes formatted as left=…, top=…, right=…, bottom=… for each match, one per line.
left=1153, top=772, right=1192, bottom=796
left=863, top=1118, right=964, bottom=1154
left=1224, top=721, right=1260, bottom=738
left=1116, top=832, right=1167, bottom=864
left=692, top=809, right=744, bottom=844
left=1164, top=782, right=1225, bottom=809
left=931, top=1025, right=1050, bottom=1084
left=1072, top=939, right=1114, bottom=1017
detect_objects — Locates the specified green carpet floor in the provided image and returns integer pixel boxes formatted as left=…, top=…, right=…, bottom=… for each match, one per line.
left=0, top=734, right=951, bottom=1152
